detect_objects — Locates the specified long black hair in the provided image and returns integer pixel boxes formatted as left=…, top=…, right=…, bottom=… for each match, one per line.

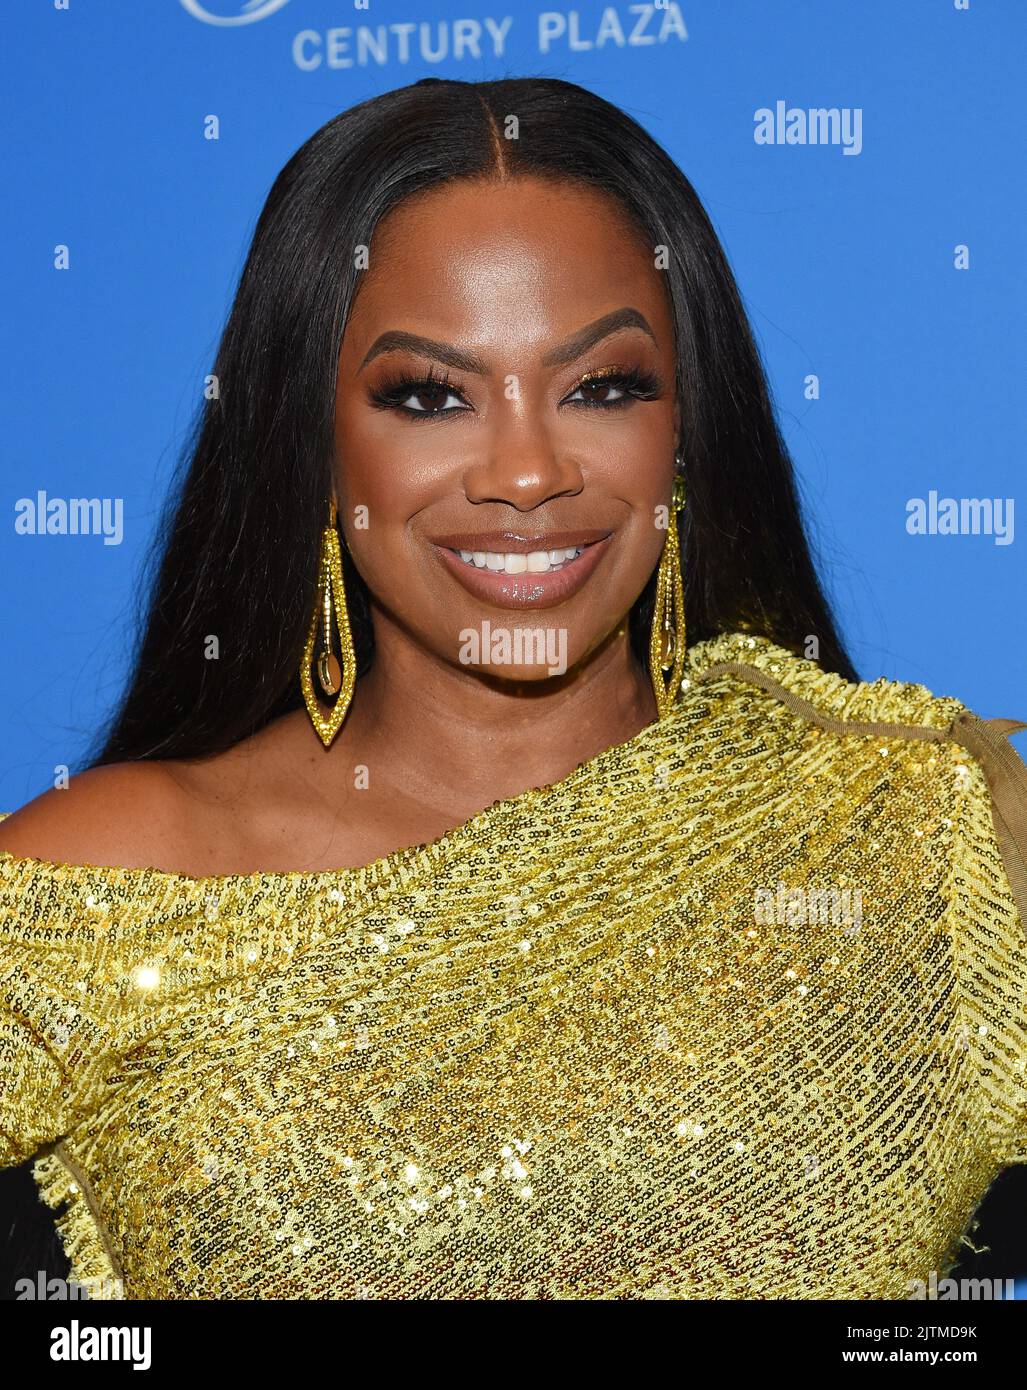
left=89, top=74, right=856, bottom=767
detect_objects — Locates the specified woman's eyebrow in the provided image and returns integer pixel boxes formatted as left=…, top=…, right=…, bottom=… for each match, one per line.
left=357, top=308, right=656, bottom=375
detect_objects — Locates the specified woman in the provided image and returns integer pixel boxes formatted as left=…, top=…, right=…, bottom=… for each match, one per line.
left=1, top=76, right=1024, bottom=1300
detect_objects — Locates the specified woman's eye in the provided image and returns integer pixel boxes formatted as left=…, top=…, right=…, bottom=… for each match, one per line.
left=565, top=378, right=629, bottom=406
left=400, top=384, right=469, bottom=415
left=368, top=375, right=472, bottom=419
left=563, top=370, right=660, bottom=408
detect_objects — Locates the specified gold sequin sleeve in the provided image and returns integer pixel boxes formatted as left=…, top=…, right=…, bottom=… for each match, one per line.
left=0, top=901, right=111, bottom=1168
left=687, top=632, right=1027, bottom=1171
left=938, top=711, right=1027, bottom=1165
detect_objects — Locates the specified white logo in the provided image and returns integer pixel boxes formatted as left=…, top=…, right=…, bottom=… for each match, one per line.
left=180, top=0, right=291, bottom=26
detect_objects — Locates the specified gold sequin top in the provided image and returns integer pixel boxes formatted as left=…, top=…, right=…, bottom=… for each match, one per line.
left=2, top=629, right=1026, bottom=1300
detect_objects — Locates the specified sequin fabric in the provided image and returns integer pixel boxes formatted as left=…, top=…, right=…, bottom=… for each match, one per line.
left=1, top=630, right=1025, bottom=1300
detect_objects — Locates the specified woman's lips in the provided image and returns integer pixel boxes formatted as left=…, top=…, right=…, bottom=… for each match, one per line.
left=430, top=534, right=613, bottom=609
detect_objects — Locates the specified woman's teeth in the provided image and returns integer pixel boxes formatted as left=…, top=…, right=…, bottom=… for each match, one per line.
left=455, top=547, right=584, bottom=574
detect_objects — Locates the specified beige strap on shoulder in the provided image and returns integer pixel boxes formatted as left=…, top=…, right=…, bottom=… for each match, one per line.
left=694, top=658, right=1027, bottom=940
left=945, top=712, right=1027, bottom=938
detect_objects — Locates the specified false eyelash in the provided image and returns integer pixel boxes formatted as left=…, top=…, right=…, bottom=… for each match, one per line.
left=367, top=364, right=466, bottom=415
left=366, top=362, right=663, bottom=421
left=572, top=365, right=662, bottom=406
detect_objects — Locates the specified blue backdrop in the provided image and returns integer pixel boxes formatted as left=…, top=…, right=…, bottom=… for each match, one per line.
left=2, top=0, right=1024, bottom=811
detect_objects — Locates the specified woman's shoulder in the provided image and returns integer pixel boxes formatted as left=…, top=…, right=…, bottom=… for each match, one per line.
left=687, top=629, right=1027, bottom=793
left=685, top=629, right=972, bottom=731
left=688, top=627, right=1027, bottom=937
left=0, top=710, right=319, bottom=882
left=688, top=631, right=1023, bottom=774
left=0, top=761, right=195, bottom=873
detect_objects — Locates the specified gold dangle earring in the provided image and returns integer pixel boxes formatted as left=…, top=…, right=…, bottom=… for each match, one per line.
left=648, top=456, right=687, bottom=720
left=300, top=499, right=357, bottom=748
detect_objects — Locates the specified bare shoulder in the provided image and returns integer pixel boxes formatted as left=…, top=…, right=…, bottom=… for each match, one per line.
left=0, top=761, right=196, bottom=871
left=0, top=711, right=321, bottom=875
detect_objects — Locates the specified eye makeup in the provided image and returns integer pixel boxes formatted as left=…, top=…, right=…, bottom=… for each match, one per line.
left=366, top=362, right=664, bottom=422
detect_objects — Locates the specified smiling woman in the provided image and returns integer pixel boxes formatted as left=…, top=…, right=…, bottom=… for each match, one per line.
left=1, top=76, right=1025, bottom=1301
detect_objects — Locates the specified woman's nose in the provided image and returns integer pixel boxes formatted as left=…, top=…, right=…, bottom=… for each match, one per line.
left=461, top=433, right=585, bottom=511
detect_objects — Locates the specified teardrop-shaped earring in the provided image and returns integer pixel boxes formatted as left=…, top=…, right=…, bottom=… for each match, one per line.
left=300, top=500, right=357, bottom=748
left=648, top=458, right=687, bottom=720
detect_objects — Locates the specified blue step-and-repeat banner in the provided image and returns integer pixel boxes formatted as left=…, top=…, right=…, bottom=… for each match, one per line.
left=1, top=0, right=1025, bottom=1306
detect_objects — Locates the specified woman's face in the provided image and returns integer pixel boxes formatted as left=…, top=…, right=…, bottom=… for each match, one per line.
left=334, top=174, right=680, bottom=683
